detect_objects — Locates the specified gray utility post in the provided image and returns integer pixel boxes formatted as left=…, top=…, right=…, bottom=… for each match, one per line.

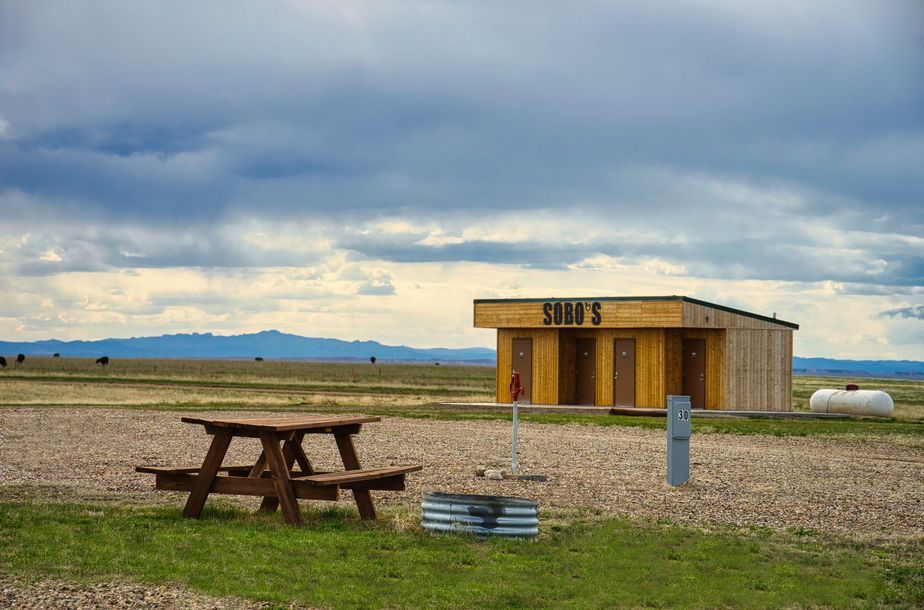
left=666, top=395, right=692, bottom=486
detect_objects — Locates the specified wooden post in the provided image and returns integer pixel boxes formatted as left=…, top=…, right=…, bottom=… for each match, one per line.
left=182, top=431, right=232, bottom=518
left=335, top=433, right=376, bottom=520
left=260, top=432, right=302, bottom=525
left=258, top=433, right=309, bottom=512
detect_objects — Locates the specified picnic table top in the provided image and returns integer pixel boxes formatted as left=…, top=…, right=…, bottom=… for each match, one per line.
left=180, top=414, right=381, bottom=432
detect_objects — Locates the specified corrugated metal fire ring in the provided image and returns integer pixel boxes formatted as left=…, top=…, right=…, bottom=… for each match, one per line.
left=421, top=492, right=539, bottom=538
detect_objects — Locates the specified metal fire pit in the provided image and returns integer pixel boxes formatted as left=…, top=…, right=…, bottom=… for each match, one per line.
left=421, top=492, right=539, bottom=538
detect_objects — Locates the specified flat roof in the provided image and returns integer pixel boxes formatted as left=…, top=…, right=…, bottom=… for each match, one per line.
left=472, top=295, right=799, bottom=330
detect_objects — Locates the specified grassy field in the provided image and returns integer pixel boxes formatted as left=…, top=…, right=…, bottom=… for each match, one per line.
left=793, top=375, right=924, bottom=419
left=2, top=356, right=922, bottom=413
left=1, top=501, right=921, bottom=609
left=0, top=356, right=496, bottom=393
left=2, top=358, right=922, bottom=445
left=1, top=358, right=923, bottom=607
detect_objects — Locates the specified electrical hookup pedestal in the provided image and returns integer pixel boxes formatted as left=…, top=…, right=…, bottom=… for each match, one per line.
left=666, top=395, right=692, bottom=486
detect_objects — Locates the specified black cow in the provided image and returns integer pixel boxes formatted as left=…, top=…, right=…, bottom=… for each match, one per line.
left=96, top=356, right=109, bottom=366
left=15, top=353, right=25, bottom=364
left=254, top=357, right=264, bottom=362
left=53, top=353, right=60, bottom=358
left=370, top=356, right=376, bottom=364
left=0, top=356, right=6, bottom=367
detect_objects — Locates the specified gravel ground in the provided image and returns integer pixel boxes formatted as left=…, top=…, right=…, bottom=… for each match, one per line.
left=1, top=407, right=921, bottom=540
left=0, top=573, right=310, bottom=609
left=1, top=407, right=922, bottom=608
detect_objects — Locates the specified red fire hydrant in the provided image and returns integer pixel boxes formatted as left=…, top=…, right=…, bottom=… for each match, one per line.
left=510, top=370, right=524, bottom=402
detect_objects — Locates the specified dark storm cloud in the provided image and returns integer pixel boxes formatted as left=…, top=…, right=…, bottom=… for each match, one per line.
left=1, top=0, right=922, bottom=283
left=337, top=226, right=924, bottom=286
left=878, top=305, right=924, bottom=320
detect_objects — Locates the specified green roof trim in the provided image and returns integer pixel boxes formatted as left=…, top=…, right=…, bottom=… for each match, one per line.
left=473, top=295, right=799, bottom=330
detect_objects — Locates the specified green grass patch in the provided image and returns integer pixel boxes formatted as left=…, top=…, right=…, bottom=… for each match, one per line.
left=1, top=501, right=920, bottom=609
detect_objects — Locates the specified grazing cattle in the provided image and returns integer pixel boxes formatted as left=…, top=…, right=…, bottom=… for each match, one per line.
left=96, top=356, right=109, bottom=366
left=53, top=353, right=60, bottom=358
left=0, top=356, right=6, bottom=367
left=370, top=356, right=376, bottom=364
left=15, top=353, right=25, bottom=364
left=254, top=357, right=264, bottom=362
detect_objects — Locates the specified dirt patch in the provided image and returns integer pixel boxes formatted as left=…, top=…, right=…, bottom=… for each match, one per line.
left=0, top=573, right=309, bottom=610
left=1, top=407, right=922, bottom=540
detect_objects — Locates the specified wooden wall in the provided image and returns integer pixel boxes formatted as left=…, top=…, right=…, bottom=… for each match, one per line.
left=664, top=329, right=683, bottom=397
left=725, top=329, right=792, bottom=411
left=683, top=301, right=793, bottom=330
left=488, top=299, right=795, bottom=411
left=497, top=327, right=671, bottom=406
left=677, top=329, right=726, bottom=409
left=557, top=330, right=576, bottom=404
left=495, top=328, right=559, bottom=404
left=476, top=300, right=683, bottom=328
left=590, top=329, right=668, bottom=408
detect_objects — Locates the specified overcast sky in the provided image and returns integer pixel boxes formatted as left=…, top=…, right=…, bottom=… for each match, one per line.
left=1, top=0, right=922, bottom=359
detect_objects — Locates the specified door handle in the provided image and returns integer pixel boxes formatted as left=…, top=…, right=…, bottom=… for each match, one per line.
left=699, top=373, right=704, bottom=382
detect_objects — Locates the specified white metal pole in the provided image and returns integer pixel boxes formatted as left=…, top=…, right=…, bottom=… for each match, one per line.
left=511, top=397, right=519, bottom=474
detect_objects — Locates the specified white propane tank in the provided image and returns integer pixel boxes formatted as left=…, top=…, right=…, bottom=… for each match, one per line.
left=809, top=388, right=894, bottom=417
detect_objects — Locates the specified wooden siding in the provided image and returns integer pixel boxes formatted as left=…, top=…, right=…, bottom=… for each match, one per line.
left=664, top=329, right=683, bottom=397
left=680, top=329, right=726, bottom=409
left=476, top=300, right=683, bottom=329
left=682, top=301, right=792, bottom=330
left=485, top=298, right=795, bottom=411
left=498, top=327, right=672, bottom=407
left=725, top=329, right=792, bottom=411
left=557, top=330, right=576, bottom=404
left=496, top=328, right=559, bottom=404
left=573, top=328, right=668, bottom=408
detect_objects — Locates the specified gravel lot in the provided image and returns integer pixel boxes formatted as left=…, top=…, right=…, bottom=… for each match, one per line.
left=2, top=407, right=922, bottom=541
left=2, top=407, right=922, bottom=608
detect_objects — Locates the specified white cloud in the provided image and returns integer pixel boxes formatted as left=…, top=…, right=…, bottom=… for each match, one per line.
left=0, top=1, right=921, bottom=359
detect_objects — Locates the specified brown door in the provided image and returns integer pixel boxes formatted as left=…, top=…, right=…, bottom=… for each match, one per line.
left=511, top=338, right=532, bottom=404
left=682, top=338, right=706, bottom=409
left=613, top=338, right=636, bottom=407
left=575, top=338, right=596, bottom=405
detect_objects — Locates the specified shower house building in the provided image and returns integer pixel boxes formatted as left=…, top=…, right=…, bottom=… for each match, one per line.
left=475, top=296, right=799, bottom=411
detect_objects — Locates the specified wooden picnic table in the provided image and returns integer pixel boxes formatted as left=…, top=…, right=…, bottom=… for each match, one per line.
left=136, top=415, right=422, bottom=525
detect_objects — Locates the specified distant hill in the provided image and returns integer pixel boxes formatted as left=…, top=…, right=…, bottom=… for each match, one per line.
left=0, top=330, right=495, bottom=363
left=793, top=357, right=924, bottom=379
left=1, top=332, right=921, bottom=377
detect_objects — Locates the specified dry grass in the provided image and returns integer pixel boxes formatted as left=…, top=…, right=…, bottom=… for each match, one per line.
left=3, top=357, right=923, bottom=419
left=1, top=356, right=495, bottom=393
left=793, top=375, right=924, bottom=419
left=0, top=379, right=438, bottom=409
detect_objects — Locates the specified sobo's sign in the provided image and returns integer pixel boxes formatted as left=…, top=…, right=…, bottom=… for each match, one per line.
left=542, top=301, right=602, bottom=326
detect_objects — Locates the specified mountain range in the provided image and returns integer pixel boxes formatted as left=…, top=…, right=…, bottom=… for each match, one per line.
left=0, top=330, right=495, bottom=363
left=0, top=331, right=922, bottom=377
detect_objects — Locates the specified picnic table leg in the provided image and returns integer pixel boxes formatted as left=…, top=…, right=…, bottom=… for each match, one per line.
left=260, top=432, right=302, bottom=525
left=334, top=433, right=377, bottom=520
left=182, top=430, right=232, bottom=519
left=258, top=432, right=308, bottom=512
left=287, top=432, right=314, bottom=475
left=248, top=451, right=267, bottom=478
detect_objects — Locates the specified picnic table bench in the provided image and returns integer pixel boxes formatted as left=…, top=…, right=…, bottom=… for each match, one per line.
left=136, top=415, right=422, bottom=525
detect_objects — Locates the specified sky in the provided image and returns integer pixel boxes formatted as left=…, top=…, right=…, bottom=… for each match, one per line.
left=0, top=0, right=922, bottom=359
